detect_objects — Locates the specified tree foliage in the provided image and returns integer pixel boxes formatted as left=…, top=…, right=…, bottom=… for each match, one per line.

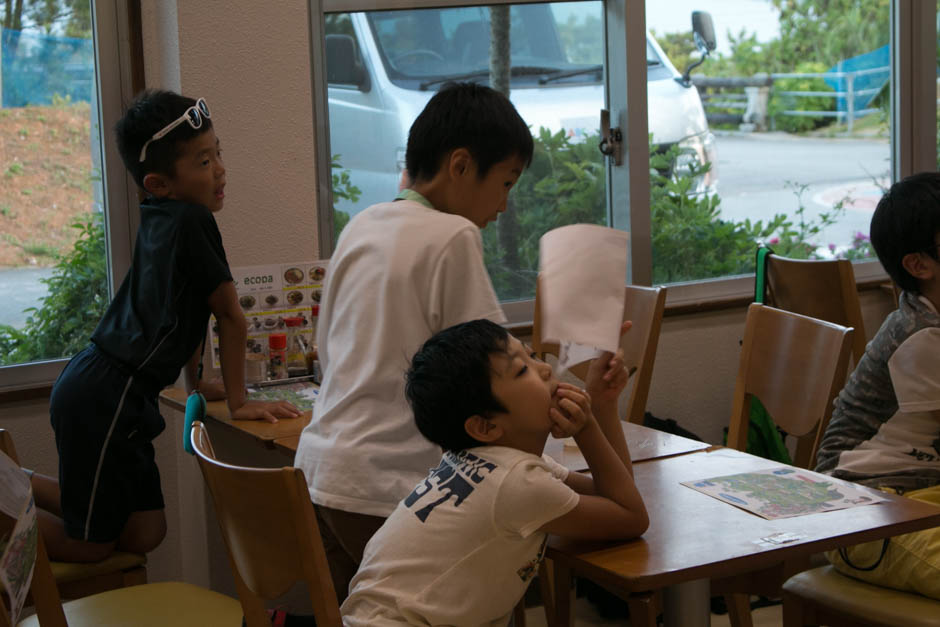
left=770, top=0, right=889, bottom=70
left=2, top=0, right=90, bottom=36
left=0, top=214, right=107, bottom=365
left=481, top=128, right=869, bottom=297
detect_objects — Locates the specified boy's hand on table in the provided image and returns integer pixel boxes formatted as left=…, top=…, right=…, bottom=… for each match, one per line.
left=549, top=383, right=594, bottom=439
left=231, top=400, right=303, bottom=423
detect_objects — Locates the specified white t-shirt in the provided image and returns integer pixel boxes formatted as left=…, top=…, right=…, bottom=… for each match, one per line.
left=831, top=324, right=940, bottom=486
left=341, top=446, right=579, bottom=627
left=294, top=199, right=506, bottom=516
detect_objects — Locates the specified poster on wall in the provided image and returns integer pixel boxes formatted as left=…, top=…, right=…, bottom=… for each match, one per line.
left=209, top=260, right=328, bottom=370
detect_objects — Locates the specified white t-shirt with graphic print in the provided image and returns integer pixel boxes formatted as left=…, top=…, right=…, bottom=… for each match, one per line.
left=341, top=446, right=579, bottom=627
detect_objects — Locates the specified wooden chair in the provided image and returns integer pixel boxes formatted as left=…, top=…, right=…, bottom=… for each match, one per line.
left=763, top=253, right=867, bottom=367
left=782, top=565, right=940, bottom=627
left=190, top=420, right=342, bottom=627
left=532, top=279, right=667, bottom=424
left=0, top=429, right=148, bottom=600
left=714, top=303, right=854, bottom=627
left=0, top=459, right=242, bottom=626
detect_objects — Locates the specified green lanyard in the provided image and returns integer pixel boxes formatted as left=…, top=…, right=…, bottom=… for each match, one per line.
left=395, top=188, right=435, bottom=210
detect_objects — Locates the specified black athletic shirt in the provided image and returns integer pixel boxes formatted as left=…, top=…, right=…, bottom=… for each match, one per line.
left=91, top=197, right=232, bottom=391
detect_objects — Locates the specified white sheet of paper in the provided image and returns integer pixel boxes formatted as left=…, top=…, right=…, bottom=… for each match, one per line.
left=539, top=224, right=629, bottom=371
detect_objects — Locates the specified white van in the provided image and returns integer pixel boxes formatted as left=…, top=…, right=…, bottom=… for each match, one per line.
left=324, top=3, right=716, bottom=218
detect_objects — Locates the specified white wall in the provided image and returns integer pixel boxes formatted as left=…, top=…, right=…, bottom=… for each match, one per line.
left=152, top=0, right=321, bottom=266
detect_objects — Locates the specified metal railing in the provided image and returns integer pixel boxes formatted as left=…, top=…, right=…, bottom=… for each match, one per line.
left=693, top=66, right=890, bottom=133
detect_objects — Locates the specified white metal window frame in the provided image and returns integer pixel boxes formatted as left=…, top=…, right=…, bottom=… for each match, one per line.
left=310, top=1, right=939, bottom=322
left=0, top=0, right=137, bottom=392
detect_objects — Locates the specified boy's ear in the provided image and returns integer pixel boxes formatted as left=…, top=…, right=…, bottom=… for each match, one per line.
left=464, top=415, right=502, bottom=443
left=901, top=251, right=935, bottom=282
left=447, top=147, right=474, bottom=179
left=143, top=172, right=173, bottom=198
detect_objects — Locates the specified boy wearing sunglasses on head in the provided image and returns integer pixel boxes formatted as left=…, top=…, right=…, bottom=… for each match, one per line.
left=28, top=89, right=300, bottom=563
left=342, top=319, right=648, bottom=626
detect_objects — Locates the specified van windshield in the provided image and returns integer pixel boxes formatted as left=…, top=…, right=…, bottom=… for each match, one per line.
left=366, top=3, right=663, bottom=89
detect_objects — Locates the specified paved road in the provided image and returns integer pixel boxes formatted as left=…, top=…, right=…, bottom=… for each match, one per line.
left=713, top=131, right=890, bottom=252
left=0, top=267, right=53, bottom=329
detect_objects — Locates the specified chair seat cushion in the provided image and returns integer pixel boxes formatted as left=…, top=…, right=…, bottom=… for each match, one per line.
left=18, top=581, right=243, bottom=627
left=783, top=565, right=940, bottom=627
left=50, top=551, right=147, bottom=583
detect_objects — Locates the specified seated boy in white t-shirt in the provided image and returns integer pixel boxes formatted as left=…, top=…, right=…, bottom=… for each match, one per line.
left=342, top=319, right=649, bottom=626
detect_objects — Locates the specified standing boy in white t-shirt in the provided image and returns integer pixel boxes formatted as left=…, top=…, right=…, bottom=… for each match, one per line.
left=342, top=319, right=649, bottom=626
left=815, top=172, right=940, bottom=599
left=294, top=82, right=534, bottom=600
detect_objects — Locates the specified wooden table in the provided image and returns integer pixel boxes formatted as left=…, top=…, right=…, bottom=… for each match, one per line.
left=543, top=422, right=711, bottom=471
left=547, top=447, right=940, bottom=627
left=269, top=421, right=710, bottom=466
left=159, top=387, right=311, bottom=450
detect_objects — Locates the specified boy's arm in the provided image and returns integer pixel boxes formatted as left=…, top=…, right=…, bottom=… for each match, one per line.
left=540, top=386, right=648, bottom=540
left=183, top=345, right=200, bottom=394
left=182, top=344, right=226, bottom=400
left=208, top=281, right=302, bottom=423
left=586, top=341, right=634, bottom=475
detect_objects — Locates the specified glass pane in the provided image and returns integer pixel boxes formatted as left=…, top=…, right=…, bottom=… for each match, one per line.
left=647, top=0, right=887, bottom=284
left=0, top=1, right=109, bottom=366
left=325, top=2, right=608, bottom=302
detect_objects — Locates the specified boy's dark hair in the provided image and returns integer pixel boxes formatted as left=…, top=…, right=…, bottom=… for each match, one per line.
left=870, top=172, right=940, bottom=292
left=115, top=89, right=213, bottom=189
left=405, top=82, right=534, bottom=183
left=405, top=319, right=510, bottom=452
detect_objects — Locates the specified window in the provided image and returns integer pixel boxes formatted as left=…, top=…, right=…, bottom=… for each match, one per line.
left=321, top=1, right=613, bottom=304
left=0, top=2, right=135, bottom=390
left=310, top=1, right=934, bottom=319
left=645, top=0, right=891, bottom=286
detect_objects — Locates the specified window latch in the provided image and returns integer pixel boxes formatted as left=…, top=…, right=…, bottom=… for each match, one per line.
left=598, top=109, right=623, bottom=165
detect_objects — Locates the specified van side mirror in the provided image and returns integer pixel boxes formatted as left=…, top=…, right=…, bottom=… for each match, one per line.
left=692, top=11, right=716, bottom=54
left=677, top=11, right=716, bottom=88
left=326, top=34, right=371, bottom=91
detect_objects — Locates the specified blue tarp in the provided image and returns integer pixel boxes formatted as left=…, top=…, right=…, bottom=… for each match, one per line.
left=1, top=28, right=94, bottom=107
left=824, top=45, right=890, bottom=118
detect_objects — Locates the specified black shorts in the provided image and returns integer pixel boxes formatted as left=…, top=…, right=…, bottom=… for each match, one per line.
left=50, top=345, right=166, bottom=543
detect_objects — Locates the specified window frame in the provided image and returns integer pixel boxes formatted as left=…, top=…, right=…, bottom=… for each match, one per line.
left=0, top=0, right=138, bottom=392
left=310, top=0, right=937, bottom=326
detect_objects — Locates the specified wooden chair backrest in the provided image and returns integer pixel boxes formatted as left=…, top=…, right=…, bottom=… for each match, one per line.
left=533, top=278, right=666, bottom=424
left=0, top=430, right=68, bottom=627
left=190, top=422, right=342, bottom=627
left=764, top=253, right=866, bottom=366
left=726, top=304, right=853, bottom=468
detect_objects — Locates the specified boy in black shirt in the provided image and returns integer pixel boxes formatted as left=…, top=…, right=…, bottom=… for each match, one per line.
left=31, top=90, right=301, bottom=562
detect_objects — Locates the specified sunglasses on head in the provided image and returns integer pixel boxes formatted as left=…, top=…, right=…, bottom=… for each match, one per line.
left=138, top=98, right=211, bottom=162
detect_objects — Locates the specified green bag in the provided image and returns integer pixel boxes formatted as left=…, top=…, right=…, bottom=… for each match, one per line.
left=732, top=246, right=793, bottom=464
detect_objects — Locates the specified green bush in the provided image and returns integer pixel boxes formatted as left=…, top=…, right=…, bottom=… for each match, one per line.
left=0, top=214, right=107, bottom=365
left=482, top=128, right=858, bottom=295
left=768, top=62, right=835, bottom=133
left=483, top=127, right=606, bottom=300
left=330, top=154, right=361, bottom=248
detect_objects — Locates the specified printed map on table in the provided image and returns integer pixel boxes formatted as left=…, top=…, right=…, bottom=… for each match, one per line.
left=247, top=383, right=318, bottom=412
left=682, top=467, right=886, bottom=520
